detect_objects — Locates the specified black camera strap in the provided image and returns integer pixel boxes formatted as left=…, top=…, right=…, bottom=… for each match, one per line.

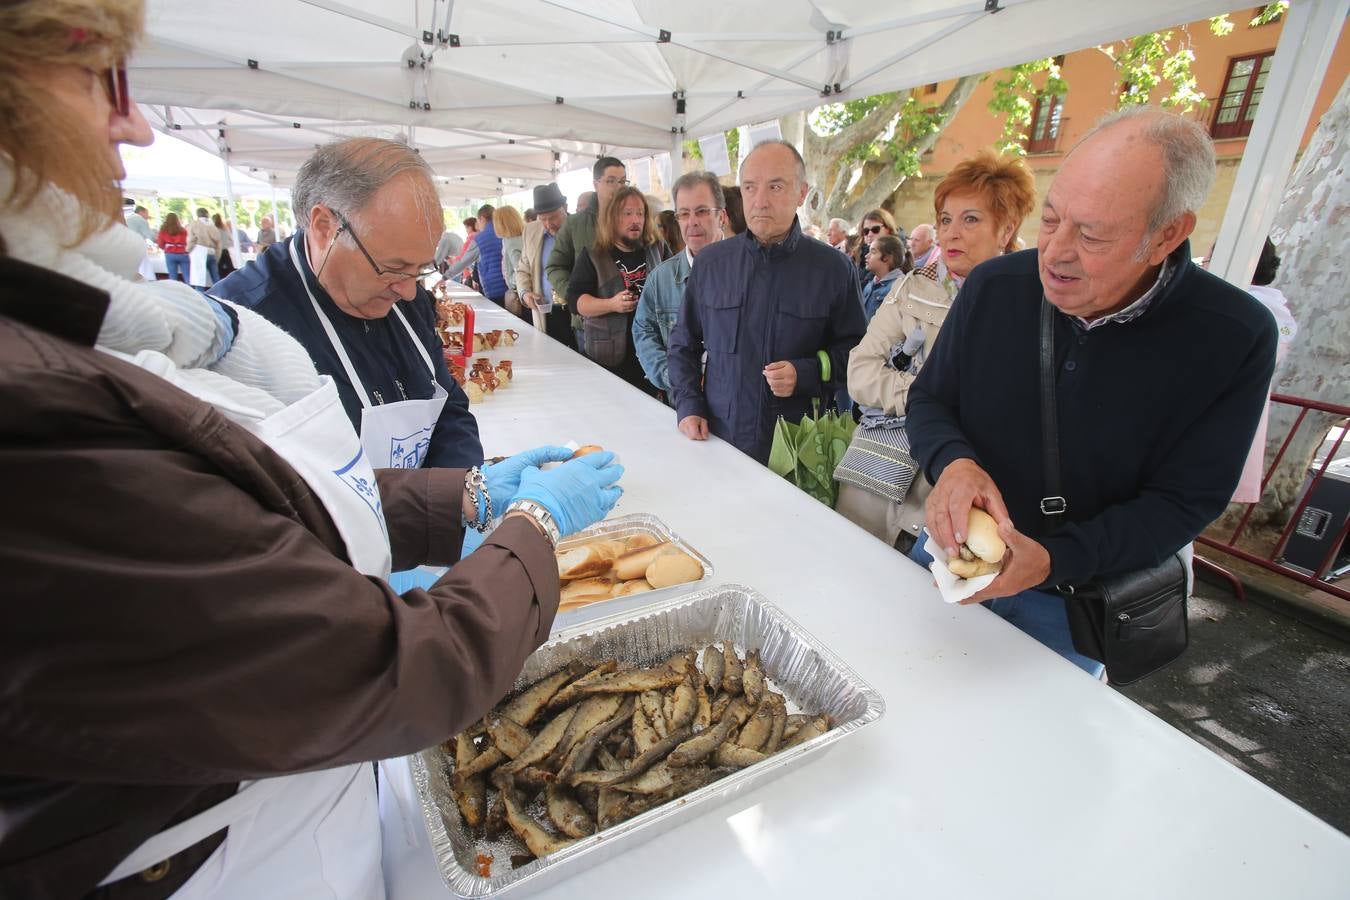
left=1039, top=298, right=1068, bottom=533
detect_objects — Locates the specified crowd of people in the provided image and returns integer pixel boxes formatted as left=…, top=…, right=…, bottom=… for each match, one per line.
left=125, top=201, right=284, bottom=287
left=0, top=0, right=1286, bottom=896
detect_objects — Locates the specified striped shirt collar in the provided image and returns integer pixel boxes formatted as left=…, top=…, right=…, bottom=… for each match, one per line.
left=1073, top=258, right=1174, bottom=331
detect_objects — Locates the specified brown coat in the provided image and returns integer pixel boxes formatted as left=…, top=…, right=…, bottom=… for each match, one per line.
left=0, top=257, right=560, bottom=899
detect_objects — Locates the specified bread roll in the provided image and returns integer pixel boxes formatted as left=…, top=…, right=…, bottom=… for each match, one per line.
left=571, top=444, right=604, bottom=458
left=613, top=541, right=672, bottom=581
left=624, top=533, right=661, bottom=552
left=560, top=576, right=614, bottom=606
left=945, top=508, right=1005, bottom=579
left=963, top=508, right=1005, bottom=563
left=645, top=548, right=703, bottom=589
left=556, top=541, right=622, bottom=580
left=610, top=579, right=653, bottom=597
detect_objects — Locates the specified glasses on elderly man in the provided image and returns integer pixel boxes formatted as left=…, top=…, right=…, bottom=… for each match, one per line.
left=862, top=224, right=884, bottom=236
left=674, top=206, right=722, bottom=223
left=337, top=213, right=439, bottom=282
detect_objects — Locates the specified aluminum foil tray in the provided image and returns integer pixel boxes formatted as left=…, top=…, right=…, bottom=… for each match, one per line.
left=410, top=583, right=885, bottom=899
left=550, top=512, right=714, bottom=632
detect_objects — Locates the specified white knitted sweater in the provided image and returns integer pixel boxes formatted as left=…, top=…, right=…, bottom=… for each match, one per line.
left=0, top=166, right=321, bottom=419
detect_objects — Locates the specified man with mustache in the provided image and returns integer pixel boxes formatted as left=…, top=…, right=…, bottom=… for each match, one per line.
left=567, top=185, right=666, bottom=394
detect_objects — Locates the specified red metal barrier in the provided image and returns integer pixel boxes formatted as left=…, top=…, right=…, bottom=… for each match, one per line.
left=1195, top=393, right=1350, bottom=602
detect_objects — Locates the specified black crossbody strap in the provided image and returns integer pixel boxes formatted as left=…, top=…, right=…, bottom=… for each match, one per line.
left=1039, top=298, right=1067, bottom=531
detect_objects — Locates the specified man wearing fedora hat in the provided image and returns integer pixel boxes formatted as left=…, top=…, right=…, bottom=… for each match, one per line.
left=515, top=181, right=576, bottom=348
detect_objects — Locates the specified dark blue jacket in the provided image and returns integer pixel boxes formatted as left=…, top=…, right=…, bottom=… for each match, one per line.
left=475, top=219, right=507, bottom=301
left=906, top=242, right=1276, bottom=588
left=212, top=235, right=483, bottom=469
left=668, top=219, right=866, bottom=463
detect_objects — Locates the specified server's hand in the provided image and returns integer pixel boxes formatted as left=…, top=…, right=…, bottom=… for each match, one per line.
left=514, top=452, right=624, bottom=537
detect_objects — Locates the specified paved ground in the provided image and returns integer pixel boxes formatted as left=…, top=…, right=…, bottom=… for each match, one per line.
left=1114, top=576, right=1350, bottom=834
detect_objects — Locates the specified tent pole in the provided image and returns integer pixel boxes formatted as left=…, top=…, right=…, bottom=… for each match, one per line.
left=220, top=152, right=242, bottom=264
left=1208, top=0, right=1349, bottom=287
left=671, top=131, right=684, bottom=188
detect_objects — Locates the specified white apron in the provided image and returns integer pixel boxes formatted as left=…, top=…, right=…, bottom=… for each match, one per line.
left=289, top=240, right=449, bottom=470
left=97, top=348, right=393, bottom=898
left=188, top=245, right=211, bottom=288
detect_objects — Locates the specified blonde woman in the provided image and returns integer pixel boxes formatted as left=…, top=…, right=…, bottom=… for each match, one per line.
left=837, top=152, right=1036, bottom=549
left=494, top=204, right=527, bottom=317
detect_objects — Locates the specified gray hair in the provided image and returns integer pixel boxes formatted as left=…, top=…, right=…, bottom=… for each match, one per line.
left=828, top=217, right=850, bottom=233
left=741, top=139, right=808, bottom=186
left=292, top=137, right=439, bottom=228
left=671, top=171, right=726, bottom=209
left=1078, top=106, right=1216, bottom=233
left=911, top=223, right=935, bottom=240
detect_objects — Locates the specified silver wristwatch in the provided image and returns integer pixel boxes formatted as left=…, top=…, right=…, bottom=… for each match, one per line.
left=506, top=499, right=560, bottom=547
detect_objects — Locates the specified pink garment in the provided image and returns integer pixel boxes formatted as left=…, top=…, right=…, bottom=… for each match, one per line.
left=1232, top=285, right=1297, bottom=503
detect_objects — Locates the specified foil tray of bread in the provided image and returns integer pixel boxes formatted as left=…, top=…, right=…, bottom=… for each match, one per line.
left=550, top=514, right=714, bottom=631
left=410, top=583, right=885, bottom=899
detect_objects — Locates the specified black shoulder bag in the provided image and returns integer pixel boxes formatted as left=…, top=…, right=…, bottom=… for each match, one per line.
left=1038, top=299, right=1189, bottom=685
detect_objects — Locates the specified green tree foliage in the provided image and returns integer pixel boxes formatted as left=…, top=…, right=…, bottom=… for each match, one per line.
left=988, top=3, right=1287, bottom=156
left=988, top=59, right=1068, bottom=156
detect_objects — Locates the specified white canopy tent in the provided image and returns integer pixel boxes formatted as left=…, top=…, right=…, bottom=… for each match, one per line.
left=121, top=136, right=279, bottom=199
left=130, top=0, right=1348, bottom=281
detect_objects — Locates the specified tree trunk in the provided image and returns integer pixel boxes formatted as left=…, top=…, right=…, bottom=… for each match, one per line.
left=1226, top=74, right=1350, bottom=533
left=829, top=74, right=984, bottom=224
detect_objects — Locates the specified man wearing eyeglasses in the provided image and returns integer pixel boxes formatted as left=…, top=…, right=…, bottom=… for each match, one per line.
left=547, top=156, right=628, bottom=353
left=213, top=137, right=482, bottom=471
left=632, top=172, right=728, bottom=396
left=668, top=141, right=865, bottom=463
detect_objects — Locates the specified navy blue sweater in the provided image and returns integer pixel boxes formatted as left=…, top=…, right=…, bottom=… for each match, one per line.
left=213, top=235, right=483, bottom=469
left=906, top=242, right=1276, bottom=587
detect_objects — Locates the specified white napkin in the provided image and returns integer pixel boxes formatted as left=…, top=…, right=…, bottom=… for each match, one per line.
left=923, top=528, right=998, bottom=604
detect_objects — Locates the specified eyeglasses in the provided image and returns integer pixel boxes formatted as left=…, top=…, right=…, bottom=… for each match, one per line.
left=598, top=177, right=630, bottom=187
left=862, top=225, right=884, bottom=236
left=337, top=213, right=438, bottom=282
left=674, top=206, right=721, bottom=223
left=89, top=59, right=130, bottom=117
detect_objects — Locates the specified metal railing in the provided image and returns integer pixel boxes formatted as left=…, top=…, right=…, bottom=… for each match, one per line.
left=1195, top=393, right=1350, bottom=602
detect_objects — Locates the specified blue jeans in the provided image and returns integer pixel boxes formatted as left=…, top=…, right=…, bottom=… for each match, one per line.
left=205, top=254, right=220, bottom=286
left=910, top=533, right=1105, bottom=677
left=165, top=252, right=190, bottom=283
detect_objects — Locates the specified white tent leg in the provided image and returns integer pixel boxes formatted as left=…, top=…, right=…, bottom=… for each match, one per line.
left=1209, top=0, right=1350, bottom=287
left=671, top=131, right=684, bottom=186
left=220, top=153, right=241, bottom=265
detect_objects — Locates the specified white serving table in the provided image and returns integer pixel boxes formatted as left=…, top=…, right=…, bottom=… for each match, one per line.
left=387, top=286, right=1350, bottom=899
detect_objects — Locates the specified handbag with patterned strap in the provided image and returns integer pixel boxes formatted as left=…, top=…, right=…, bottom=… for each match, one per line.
left=833, top=422, right=919, bottom=504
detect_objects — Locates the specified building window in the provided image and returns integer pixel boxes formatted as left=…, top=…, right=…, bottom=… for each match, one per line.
left=1212, top=51, right=1274, bottom=139
left=924, top=82, right=938, bottom=95
left=1026, top=93, right=1062, bottom=154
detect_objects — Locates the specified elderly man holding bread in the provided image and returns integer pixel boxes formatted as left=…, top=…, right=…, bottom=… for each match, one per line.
left=906, top=107, right=1276, bottom=676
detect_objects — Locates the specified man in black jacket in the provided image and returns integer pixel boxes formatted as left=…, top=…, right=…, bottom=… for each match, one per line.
left=906, top=107, right=1277, bottom=674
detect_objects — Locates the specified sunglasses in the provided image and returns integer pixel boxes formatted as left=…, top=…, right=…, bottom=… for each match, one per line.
left=99, top=60, right=130, bottom=117
left=862, top=224, right=885, bottom=236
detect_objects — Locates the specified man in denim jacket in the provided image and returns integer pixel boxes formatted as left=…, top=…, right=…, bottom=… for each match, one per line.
left=633, top=171, right=728, bottom=395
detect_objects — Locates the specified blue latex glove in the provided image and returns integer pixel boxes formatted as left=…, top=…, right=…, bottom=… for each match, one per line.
left=513, top=451, right=624, bottom=537
left=482, top=445, right=575, bottom=510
